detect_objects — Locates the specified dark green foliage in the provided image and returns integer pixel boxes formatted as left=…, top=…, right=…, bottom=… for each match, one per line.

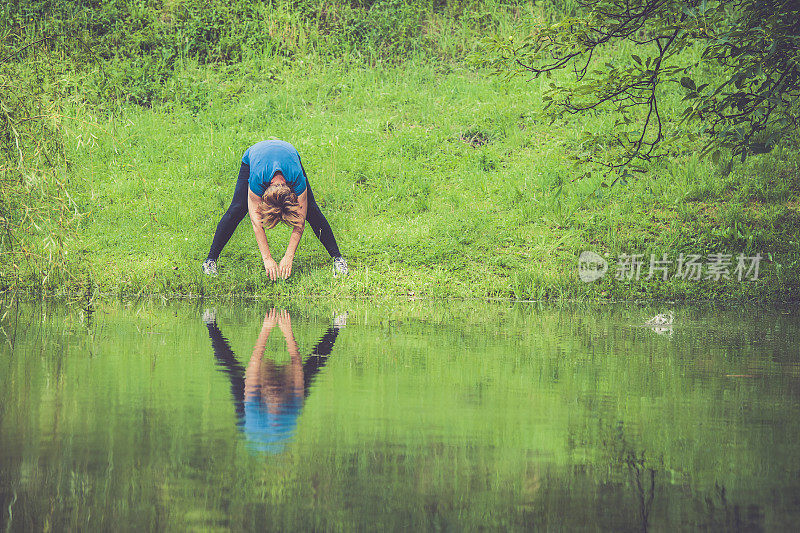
left=0, top=28, right=77, bottom=290
left=479, top=0, right=800, bottom=171
left=689, top=0, right=800, bottom=160
left=2, top=0, right=518, bottom=106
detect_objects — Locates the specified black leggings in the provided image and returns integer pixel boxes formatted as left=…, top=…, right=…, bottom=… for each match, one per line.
left=207, top=163, right=341, bottom=261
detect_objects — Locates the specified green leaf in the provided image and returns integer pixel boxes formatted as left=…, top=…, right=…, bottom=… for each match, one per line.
left=680, top=77, right=696, bottom=90
left=722, top=158, right=734, bottom=176
left=632, top=54, right=642, bottom=65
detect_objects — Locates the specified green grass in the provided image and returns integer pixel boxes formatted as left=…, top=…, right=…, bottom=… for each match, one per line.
left=2, top=3, right=799, bottom=302
left=42, top=55, right=795, bottom=302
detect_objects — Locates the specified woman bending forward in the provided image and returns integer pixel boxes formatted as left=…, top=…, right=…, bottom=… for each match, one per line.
left=202, top=140, right=348, bottom=280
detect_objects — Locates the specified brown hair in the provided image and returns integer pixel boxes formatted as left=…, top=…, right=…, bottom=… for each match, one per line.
left=259, top=182, right=303, bottom=229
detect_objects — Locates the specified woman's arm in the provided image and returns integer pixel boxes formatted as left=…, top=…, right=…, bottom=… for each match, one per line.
left=278, top=188, right=308, bottom=279
left=245, top=308, right=278, bottom=398
left=248, top=188, right=279, bottom=281
left=277, top=310, right=305, bottom=393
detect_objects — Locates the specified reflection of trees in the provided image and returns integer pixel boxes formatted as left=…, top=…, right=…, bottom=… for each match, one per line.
left=586, top=421, right=766, bottom=532
left=599, top=421, right=659, bottom=533
left=699, top=484, right=765, bottom=533
left=625, top=449, right=655, bottom=533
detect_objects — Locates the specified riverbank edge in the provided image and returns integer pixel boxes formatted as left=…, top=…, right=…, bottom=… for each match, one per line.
left=2, top=265, right=796, bottom=304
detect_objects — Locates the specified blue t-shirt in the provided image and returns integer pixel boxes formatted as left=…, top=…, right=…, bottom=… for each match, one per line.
left=242, top=140, right=307, bottom=197
left=241, top=393, right=303, bottom=454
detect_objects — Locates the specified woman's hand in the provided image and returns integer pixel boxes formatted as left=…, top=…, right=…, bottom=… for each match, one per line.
left=263, top=308, right=278, bottom=330
left=263, top=257, right=279, bottom=281
left=277, top=309, right=292, bottom=333
left=279, top=255, right=294, bottom=279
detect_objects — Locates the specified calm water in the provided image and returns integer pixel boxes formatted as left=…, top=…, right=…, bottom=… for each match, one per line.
left=1, top=300, right=799, bottom=531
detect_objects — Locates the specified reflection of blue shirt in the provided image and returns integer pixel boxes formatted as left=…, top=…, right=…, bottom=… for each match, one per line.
left=241, top=393, right=303, bottom=454
left=242, top=140, right=307, bottom=197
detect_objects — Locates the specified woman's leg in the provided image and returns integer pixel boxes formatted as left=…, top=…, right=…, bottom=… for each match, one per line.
left=206, top=320, right=246, bottom=421
left=206, top=163, right=250, bottom=261
left=305, top=184, right=342, bottom=258
left=302, top=325, right=341, bottom=396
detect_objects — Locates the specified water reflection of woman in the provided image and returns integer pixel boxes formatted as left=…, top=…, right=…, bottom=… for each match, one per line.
left=205, top=308, right=344, bottom=453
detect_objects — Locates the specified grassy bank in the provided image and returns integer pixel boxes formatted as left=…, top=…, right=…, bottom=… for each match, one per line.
left=2, top=2, right=799, bottom=302
left=52, top=59, right=800, bottom=301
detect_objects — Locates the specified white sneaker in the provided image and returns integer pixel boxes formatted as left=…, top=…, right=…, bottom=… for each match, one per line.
left=202, top=259, right=218, bottom=276
left=333, top=256, right=349, bottom=277
left=333, top=312, right=348, bottom=329
left=202, top=308, right=217, bottom=325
